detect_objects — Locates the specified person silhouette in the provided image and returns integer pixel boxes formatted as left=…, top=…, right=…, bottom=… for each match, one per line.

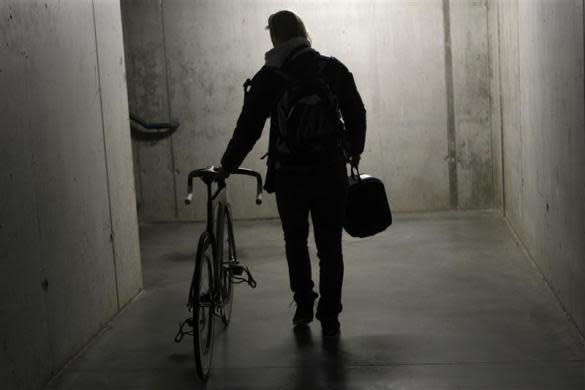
left=219, top=10, right=366, bottom=337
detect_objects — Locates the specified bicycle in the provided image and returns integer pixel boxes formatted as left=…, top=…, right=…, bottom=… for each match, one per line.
left=174, top=166, right=262, bottom=381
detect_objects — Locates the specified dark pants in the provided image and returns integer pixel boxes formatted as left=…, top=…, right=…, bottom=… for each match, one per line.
left=275, top=162, right=348, bottom=320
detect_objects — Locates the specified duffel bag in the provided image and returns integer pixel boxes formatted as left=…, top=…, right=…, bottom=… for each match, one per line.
left=343, top=166, right=392, bottom=238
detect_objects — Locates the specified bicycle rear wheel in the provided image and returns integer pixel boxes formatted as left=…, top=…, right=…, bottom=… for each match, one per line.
left=191, top=232, right=215, bottom=381
left=221, top=207, right=237, bottom=326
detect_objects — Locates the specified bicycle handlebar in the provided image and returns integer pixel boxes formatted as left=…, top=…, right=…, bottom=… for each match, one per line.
left=185, top=166, right=263, bottom=206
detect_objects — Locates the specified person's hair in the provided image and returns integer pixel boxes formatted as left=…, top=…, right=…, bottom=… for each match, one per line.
left=266, top=10, right=311, bottom=46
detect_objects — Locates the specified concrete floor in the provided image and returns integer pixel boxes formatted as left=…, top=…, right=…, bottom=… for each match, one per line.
left=46, top=212, right=584, bottom=389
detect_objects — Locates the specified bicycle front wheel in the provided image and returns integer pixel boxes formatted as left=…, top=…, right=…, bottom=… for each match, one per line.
left=191, top=232, right=215, bottom=381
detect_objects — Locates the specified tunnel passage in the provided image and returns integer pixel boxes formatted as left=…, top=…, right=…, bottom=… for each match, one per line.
left=1, top=0, right=584, bottom=389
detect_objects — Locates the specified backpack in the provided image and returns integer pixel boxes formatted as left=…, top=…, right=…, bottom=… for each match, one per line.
left=274, top=57, right=345, bottom=167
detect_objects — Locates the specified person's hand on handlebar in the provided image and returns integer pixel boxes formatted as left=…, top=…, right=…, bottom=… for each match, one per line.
left=349, top=154, right=361, bottom=168
left=215, top=166, right=230, bottom=179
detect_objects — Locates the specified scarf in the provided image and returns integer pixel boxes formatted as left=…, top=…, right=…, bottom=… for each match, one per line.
left=264, top=37, right=311, bottom=69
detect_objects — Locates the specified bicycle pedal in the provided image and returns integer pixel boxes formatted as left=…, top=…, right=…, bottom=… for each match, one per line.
left=227, top=263, right=245, bottom=276
left=174, top=318, right=193, bottom=343
left=245, top=267, right=257, bottom=289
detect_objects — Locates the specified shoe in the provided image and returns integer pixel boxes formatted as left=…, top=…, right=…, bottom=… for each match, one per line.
left=293, top=301, right=315, bottom=326
left=320, top=318, right=340, bottom=338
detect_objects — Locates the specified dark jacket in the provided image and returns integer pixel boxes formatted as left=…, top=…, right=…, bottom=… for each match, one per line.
left=220, top=46, right=366, bottom=190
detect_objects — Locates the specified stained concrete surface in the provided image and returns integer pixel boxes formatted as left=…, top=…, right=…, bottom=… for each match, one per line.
left=1, top=1, right=141, bottom=388
left=490, top=0, right=585, bottom=336
left=46, top=212, right=584, bottom=389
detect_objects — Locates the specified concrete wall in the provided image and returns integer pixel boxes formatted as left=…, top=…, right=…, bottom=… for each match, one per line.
left=121, top=0, right=178, bottom=221
left=0, top=1, right=142, bottom=389
left=490, top=0, right=585, bottom=334
left=450, top=0, right=494, bottom=209
left=122, top=0, right=497, bottom=221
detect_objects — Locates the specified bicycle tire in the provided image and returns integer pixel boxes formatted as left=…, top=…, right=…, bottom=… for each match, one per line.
left=191, top=232, right=215, bottom=381
left=221, top=206, right=237, bottom=326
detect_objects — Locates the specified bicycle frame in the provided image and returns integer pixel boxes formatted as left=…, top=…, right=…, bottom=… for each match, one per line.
left=175, top=166, right=262, bottom=380
left=207, top=180, right=226, bottom=290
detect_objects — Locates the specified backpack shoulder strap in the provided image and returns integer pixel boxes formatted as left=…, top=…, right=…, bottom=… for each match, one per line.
left=316, top=55, right=336, bottom=77
left=270, top=67, right=291, bottom=83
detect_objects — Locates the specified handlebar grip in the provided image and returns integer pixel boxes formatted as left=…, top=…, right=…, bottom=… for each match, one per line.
left=233, top=168, right=263, bottom=206
left=185, top=193, right=193, bottom=205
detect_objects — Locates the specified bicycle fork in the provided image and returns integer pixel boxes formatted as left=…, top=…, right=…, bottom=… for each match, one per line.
left=174, top=263, right=257, bottom=343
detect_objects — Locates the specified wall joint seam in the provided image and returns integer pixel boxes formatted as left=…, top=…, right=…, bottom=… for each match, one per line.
left=160, top=0, right=179, bottom=219
left=442, top=0, right=458, bottom=209
left=503, top=218, right=585, bottom=343
left=495, top=0, right=506, bottom=215
left=91, top=0, right=121, bottom=310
